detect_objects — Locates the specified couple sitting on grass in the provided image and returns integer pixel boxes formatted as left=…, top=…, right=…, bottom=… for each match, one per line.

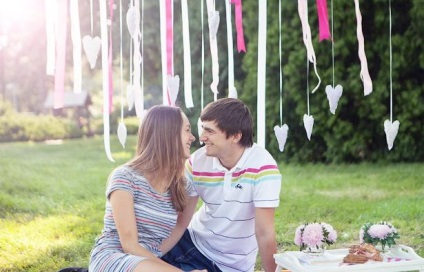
left=87, top=98, right=282, bottom=272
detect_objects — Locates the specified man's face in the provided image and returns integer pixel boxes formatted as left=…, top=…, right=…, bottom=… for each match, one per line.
left=200, top=120, right=232, bottom=158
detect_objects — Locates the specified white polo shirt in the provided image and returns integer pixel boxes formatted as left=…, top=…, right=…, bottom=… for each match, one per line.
left=186, top=144, right=282, bottom=272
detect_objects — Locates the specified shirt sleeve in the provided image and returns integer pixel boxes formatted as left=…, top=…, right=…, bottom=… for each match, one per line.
left=185, top=158, right=198, bottom=197
left=106, top=167, right=135, bottom=200
left=253, top=164, right=282, bottom=208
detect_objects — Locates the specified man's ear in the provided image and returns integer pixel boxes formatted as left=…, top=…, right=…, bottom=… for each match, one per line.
left=232, top=132, right=242, bottom=143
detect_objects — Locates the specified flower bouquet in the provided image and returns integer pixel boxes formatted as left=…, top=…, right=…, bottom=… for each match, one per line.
left=294, top=222, right=337, bottom=255
left=360, top=221, right=400, bottom=252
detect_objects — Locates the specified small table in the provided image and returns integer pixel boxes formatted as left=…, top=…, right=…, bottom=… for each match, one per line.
left=274, top=245, right=424, bottom=272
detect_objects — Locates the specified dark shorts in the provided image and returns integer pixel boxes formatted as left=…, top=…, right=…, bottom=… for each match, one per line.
left=161, top=230, right=222, bottom=272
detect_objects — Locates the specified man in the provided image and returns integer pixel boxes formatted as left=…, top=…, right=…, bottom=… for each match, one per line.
left=162, top=98, right=282, bottom=272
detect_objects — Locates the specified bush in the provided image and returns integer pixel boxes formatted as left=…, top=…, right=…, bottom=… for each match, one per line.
left=0, top=113, right=83, bottom=143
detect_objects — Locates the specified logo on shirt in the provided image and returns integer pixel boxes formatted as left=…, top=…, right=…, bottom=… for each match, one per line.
left=235, top=184, right=243, bottom=189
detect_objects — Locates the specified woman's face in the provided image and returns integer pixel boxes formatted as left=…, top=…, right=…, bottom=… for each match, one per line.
left=181, top=113, right=196, bottom=158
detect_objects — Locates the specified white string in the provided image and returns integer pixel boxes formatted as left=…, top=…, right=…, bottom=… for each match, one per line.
left=201, top=0, right=204, bottom=110
left=141, top=0, right=144, bottom=105
left=331, top=0, right=334, bottom=87
left=90, top=0, right=93, bottom=35
left=389, top=0, right=393, bottom=122
left=278, top=0, right=282, bottom=127
left=306, top=56, right=310, bottom=115
left=119, top=0, right=124, bottom=121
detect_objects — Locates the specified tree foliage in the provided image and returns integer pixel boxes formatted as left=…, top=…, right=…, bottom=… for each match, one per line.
left=239, top=0, right=424, bottom=162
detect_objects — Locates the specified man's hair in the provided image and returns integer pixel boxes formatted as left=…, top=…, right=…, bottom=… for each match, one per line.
left=201, top=98, right=253, bottom=147
left=127, top=105, right=187, bottom=212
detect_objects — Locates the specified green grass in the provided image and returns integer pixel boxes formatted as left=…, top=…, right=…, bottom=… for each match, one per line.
left=0, top=137, right=423, bottom=271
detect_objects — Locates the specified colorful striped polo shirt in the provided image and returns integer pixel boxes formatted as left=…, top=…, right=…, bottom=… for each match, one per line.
left=186, top=144, right=282, bottom=272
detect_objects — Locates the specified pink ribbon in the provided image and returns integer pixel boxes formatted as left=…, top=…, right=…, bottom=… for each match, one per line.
left=54, top=0, right=68, bottom=109
left=316, top=0, right=331, bottom=41
left=231, top=0, right=246, bottom=53
left=108, top=0, right=114, bottom=113
left=166, top=0, right=174, bottom=105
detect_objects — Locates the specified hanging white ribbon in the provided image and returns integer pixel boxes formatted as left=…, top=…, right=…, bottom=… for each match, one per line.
left=159, top=0, right=168, bottom=104
left=354, top=0, right=373, bottom=96
left=225, top=0, right=237, bottom=98
left=45, top=0, right=56, bottom=76
left=100, top=0, right=114, bottom=162
left=181, top=0, right=194, bottom=108
left=206, top=0, right=219, bottom=100
left=298, top=0, right=321, bottom=93
left=70, top=0, right=82, bottom=93
left=257, top=0, right=267, bottom=147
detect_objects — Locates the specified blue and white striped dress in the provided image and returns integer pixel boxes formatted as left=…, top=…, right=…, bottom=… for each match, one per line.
left=89, top=166, right=196, bottom=272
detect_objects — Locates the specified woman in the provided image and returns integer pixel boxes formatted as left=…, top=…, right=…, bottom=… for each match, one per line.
left=89, top=105, right=203, bottom=272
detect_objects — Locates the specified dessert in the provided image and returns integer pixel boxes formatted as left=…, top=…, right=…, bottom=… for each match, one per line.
left=342, top=243, right=383, bottom=264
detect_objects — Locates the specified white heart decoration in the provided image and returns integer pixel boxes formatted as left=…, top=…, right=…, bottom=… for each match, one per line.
left=384, top=119, right=400, bottom=150
left=82, top=35, right=101, bottom=69
left=126, top=6, right=140, bottom=39
left=208, top=11, right=220, bottom=39
left=117, top=121, right=127, bottom=148
left=303, top=114, right=314, bottom=141
left=228, top=86, right=237, bottom=98
left=197, top=117, right=203, bottom=145
left=274, top=124, right=289, bottom=152
left=167, top=75, right=180, bottom=106
left=126, top=84, right=135, bottom=110
left=325, top=84, right=343, bottom=114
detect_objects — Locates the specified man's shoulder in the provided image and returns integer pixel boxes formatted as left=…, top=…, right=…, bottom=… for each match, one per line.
left=247, top=144, right=278, bottom=165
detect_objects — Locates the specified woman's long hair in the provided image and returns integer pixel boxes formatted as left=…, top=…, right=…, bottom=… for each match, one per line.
left=127, top=105, right=187, bottom=212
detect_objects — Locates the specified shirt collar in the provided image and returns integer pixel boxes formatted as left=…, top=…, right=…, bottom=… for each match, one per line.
left=212, top=144, right=255, bottom=172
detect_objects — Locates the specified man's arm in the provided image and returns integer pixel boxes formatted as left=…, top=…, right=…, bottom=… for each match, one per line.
left=160, top=195, right=199, bottom=254
left=255, top=207, right=278, bottom=272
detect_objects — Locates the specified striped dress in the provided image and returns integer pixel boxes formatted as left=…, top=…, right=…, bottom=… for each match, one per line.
left=186, top=144, right=282, bottom=272
left=89, top=166, right=195, bottom=272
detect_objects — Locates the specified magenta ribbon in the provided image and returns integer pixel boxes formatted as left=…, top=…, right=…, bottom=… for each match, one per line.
left=54, top=0, right=68, bottom=109
left=166, top=0, right=174, bottom=105
left=108, top=0, right=114, bottom=113
left=316, top=0, right=331, bottom=41
left=231, top=0, right=246, bottom=53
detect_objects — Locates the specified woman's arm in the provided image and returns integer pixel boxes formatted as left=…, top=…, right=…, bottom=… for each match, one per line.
left=159, top=195, right=199, bottom=254
left=110, top=190, right=158, bottom=259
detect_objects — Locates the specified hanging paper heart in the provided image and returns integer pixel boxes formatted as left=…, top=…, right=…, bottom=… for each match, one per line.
left=126, top=84, right=135, bottom=110
left=303, top=114, right=314, bottom=141
left=274, top=124, right=289, bottom=152
left=126, top=5, right=139, bottom=39
left=384, top=119, right=400, bottom=150
left=82, top=35, right=101, bottom=69
left=167, top=74, right=180, bottom=105
left=117, top=121, right=127, bottom=148
left=197, top=117, right=204, bottom=145
left=208, top=11, right=220, bottom=40
left=325, top=84, right=343, bottom=114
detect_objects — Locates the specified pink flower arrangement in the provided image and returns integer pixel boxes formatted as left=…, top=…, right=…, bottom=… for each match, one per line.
left=360, top=221, right=399, bottom=251
left=294, top=222, right=338, bottom=251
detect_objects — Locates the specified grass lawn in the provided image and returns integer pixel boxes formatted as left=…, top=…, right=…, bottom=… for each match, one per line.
left=0, top=136, right=423, bottom=271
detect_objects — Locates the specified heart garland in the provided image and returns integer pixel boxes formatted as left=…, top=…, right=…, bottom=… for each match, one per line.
left=303, top=114, right=314, bottom=141
left=117, top=121, right=127, bottom=148
left=82, top=35, right=101, bottom=69
left=167, top=74, right=180, bottom=106
left=126, top=5, right=140, bottom=39
left=274, top=125, right=289, bottom=152
left=325, top=84, right=343, bottom=114
left=383, top=119, right=400, bottom=150
left=197, top=117, right=204, bottom=144
left=208, top=11, right=220, bottom=40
